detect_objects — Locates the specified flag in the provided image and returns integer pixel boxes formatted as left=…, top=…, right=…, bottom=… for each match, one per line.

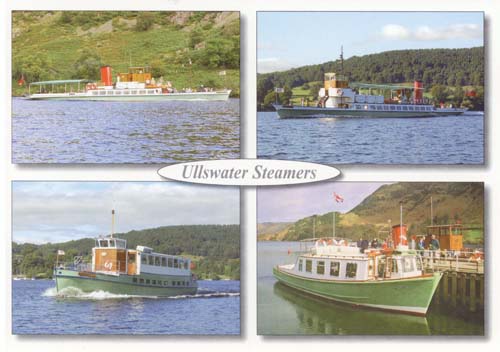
left=17, top=74, right=25, bottom=86
left=218, top=70, right=226, bottom=76
left=57, top=250, right=65, bottom=256
left=333, top=192, right=344, bottom=203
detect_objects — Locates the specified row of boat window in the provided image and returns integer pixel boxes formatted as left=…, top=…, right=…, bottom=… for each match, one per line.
left=298, top=258, right=418, bottom=278
left=354, top=104, right=433, bottom=112
left=141, top=254, right=189, bottom=270
left=91, top=89, right=161, bottom=96
left=132, top=277, right=190, bottom=287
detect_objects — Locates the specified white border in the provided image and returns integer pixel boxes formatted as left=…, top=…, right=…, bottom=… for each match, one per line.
left=1, top=0, right=498, bottom=351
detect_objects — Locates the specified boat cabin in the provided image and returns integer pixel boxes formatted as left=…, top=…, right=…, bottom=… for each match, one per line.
left=425, top=224, right=464, bottom=251
left=292, top=246, right=423, bottom=282
left=91, top=236, right=192, bottom=277
left=117, top=66, right=152, bottom=84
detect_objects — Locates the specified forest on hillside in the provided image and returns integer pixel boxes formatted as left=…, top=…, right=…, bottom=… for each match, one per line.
left=257, top=47, right=484, bottom=110
left=12, top=224, right=240, bottom=280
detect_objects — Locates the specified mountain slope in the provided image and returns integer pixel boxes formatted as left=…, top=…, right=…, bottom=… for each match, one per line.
left=259, top=183, right=483, bottom=243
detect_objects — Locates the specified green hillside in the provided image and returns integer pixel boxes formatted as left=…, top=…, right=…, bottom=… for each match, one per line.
left=258, top=183, right=484, bottom=244
left=12, top=11, right=240, bottom=96
left=257, top=47, right=484, bottom=110
left=12, top=224, right=240, bottom=280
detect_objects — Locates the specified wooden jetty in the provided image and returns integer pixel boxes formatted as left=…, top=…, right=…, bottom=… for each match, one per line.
left=422, top=253, right=484, bottom=313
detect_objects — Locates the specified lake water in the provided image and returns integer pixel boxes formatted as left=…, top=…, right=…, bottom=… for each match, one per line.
left=257, top=241, right=484, bottom=335
left=12, top=279, right=240, bottom=335
left=258, top=111, right=484, bottom=164
left=12, top=98, right=240, bottom=163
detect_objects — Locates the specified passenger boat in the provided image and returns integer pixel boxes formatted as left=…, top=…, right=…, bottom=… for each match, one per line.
left=273, top=225, right=442, bottom=316
left=54, top=211, right=197, bottom=297
left=273, top=51, right=466, bottom=118
left=26, top=66, right=231, bottom=101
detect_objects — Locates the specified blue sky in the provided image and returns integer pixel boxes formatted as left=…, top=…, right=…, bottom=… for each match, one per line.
left=258, top=182, right=389, bottom=223
left=258, top=12, right=484, bottom=73
left=12, top=182, right=239, bottom=244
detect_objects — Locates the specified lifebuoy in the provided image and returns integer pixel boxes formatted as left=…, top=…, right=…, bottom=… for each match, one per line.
left=104, top=261, right=113, bottom=270
left=337, top=88, right=343, bottom=96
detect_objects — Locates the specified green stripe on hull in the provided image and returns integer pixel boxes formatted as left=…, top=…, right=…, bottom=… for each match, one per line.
left=55, top=269, right=197, bottom=296
left=275, top=107, right=462, bottom=119
left=273, top=267, right=442, bottom=315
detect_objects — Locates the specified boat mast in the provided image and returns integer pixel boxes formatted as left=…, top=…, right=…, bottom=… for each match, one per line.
left=111, top=209, right=115, bottom=238
left=340, top=45, right=344, bottom=75
left=430, top=196, right=434, bottom=226
left=399, top=201, right=403, bottom=246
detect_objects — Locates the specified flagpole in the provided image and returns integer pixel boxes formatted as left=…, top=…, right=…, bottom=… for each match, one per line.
left=333, top=211, right=335, bottom=240
left=400, top=201, right=403, bottom=246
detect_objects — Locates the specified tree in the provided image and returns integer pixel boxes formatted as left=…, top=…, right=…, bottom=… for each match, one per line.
left=135, top=12, right=154, bottom=31
left=189, top=27, right=204, bottom=49
left=72, top=49, right=102, bottom=80
left=430, top=84, right=449, bottom=104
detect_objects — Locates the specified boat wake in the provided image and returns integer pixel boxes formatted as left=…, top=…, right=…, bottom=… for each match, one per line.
left=42, top=287, right=239, bottom=300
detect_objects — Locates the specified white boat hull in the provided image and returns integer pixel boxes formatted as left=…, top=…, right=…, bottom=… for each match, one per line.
left=26, top=90, right=231, bottom=102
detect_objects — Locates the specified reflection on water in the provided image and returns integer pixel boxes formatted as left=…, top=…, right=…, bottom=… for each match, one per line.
left=258, top=111, right=484, bottom=164
left=257, top=241, right=484, bottom=335
left=12, top=98, right=240, bottom=163
left=273, top=282, right=430, bottom=335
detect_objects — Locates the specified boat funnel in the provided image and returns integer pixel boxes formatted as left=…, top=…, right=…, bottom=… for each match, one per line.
left=391, top=224, right=408, bottom=248
left=100, top=65, right=112, bottom=86
left=414, top=80, right=423, bottom=104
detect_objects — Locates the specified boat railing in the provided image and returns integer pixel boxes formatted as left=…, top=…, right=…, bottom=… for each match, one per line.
left=55, top=258, right=128, bottom=274
left=55, top=261, right=92, bottom=272
left=419, top=249, right=484, bottom=273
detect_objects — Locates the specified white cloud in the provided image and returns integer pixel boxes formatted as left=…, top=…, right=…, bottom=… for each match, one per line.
left=12, top=182, right=239, bottom=244
left=257, top=57, right=295, bottom=74
left=381, top=23, right=482, bottom=41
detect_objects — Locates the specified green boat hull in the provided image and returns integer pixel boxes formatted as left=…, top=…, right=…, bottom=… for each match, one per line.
left=273, top=267, right=442, bottom=316
left=274, top=106, right=466, bottom=119
left=55, top=269, right=197, bottom=297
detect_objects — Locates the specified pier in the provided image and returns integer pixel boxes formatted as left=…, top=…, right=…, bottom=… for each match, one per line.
left=422, top=253, right=484, bottom=313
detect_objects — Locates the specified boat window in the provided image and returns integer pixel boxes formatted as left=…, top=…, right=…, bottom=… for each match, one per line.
left=164, top=281, right=168, bottom=286
left=107, top=91, right=113, bottom=95
left=174, top=258, right=179, bottom=268
left=172, top=281, right=176, bottom=286
left=161, top=257, right=167, bottom=267
left=384, top=106, right=389, bottom=111
left=345, top=263, right=358, bottom=278
left=109, top=240, right=115, bottom=247
left=298, top=259, right=303, bottom=271
left=184, top=261, right=188, bottom=269
left=409, top=106, right=414, bottom=111
left=403, top=257, right=415, bottom=272
left=317, top=261, right=325, bottom=275
left=139, top=278, right=144, bottom=284
left=179, top=259, right=184, bottom=268
left=369, top=105, right=375, bottom=110
left=123, top=90, right=130, bottom=95
left=402, top=106, right=408, bottom=111
left=131, top=90, right=137, bottom=94
left=92, top=91, right=98, bottom=96
left=139, top=90, right=146, bottom=95
left=155, top=256, right=161, bottom=266
left=390, top=106, right=396, bottom=111
left=146, top=279, right=150, bottom=284
left=148, top=255, right=154, bottom=265
left=168, top=258, right=173, bottom=267
left=99, top=240, right=108, bottom=247
left=115, top=91, right=122, bottom=95
left=396, top=106, right=402, bottom=111
left=133, top=278, right=137, bottom=283
left=305, top=260, right=312, bottom=273
left=152, top=280, right=156, bottom=285
left=330, top=261, right=340, bottom=277
left=376, top=105, right=382, bottom=111
left=391, top=259, right=398, bottom=273
left=99, top=91, right=106, bottom=95
left=141, top=254, right=147, bottom=264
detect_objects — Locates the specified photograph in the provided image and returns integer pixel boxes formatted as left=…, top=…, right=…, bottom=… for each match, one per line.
left=12, top=11, right=240, bottom=163
left=257, top=12, right=484, bottom=164
left=257, top=182, right=484, bottom=335
left=11, top=181, right=240, bottom=335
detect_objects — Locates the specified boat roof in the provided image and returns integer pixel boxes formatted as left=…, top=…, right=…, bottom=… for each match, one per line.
left=350, top=82, right=416, bottom=90
left=29, top=79, right=93, bottom=86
